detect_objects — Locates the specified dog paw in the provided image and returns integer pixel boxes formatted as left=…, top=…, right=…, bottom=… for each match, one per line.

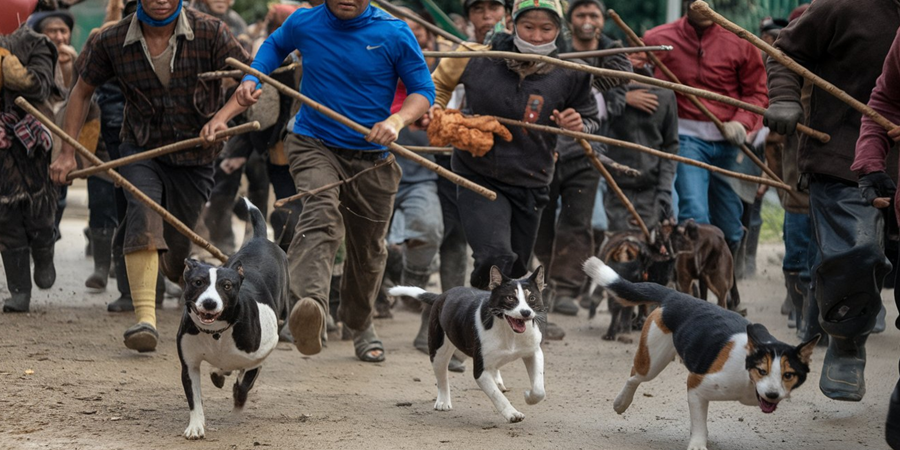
left=434, top=399, right=452, bottom=411
left=183, top=422, right=205, bottom=440
left=211, top=373, right=226, bottom=389
left=613, top=394, right=632, bottom=414
left=524, top=389, right=545, bottom=405
left=502, top=408, right=525, bottom=423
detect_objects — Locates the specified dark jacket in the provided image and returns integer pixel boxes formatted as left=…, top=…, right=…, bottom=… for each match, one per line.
left=0, top=26, right=59, bottom=208
left=431, top=34, right=599, bottom=188
left=768, top=0, right=900, bottom=182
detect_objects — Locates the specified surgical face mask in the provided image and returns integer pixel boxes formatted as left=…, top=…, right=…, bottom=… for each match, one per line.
left=513, top=33, right=558, bottom=55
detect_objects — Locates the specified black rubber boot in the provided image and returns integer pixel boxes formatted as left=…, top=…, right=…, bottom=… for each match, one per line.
left=819, top=293, right=879, bottom=401
left=802, top=284, right=828, bottom=346
left=2, top=248, right=32, bottom=313
left=85, top=228, right=115, bottom=290
left=888, top=369, right=900, bottom=449
left=874, top=304, right=887, bottom=334
left=83, top=227, right=92, bottom=257
left=784, top=271, right=805, bottom=331
left=31, top=244, right=56, bottom=289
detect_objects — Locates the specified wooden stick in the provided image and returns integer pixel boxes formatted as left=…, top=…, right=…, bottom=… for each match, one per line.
left=691, top=0, right=897, bottom=132
left=404, top=145, right=453, bottom=154
left=68, top=122, right=261, bottom=180
left=421, top=50, right=831, bottom=144
left=608, top=10, right=790, bottom=192
left=225, top=57, right=497, bottom=201
left=558, top=45, right=673, bottom=60
left=578, top=138, right=650, bottom=240
left=489, top=115, right=791, bottom=190
left=274, top=157, right=393, bottom=208
left=16, top=97, right=229, bottom=263
left=371, top=0, right=476, bottom=51
left=198, top=62, right=300, bottom=81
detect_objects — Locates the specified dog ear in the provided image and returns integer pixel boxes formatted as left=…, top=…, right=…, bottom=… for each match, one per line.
left=529, top=265, right=545, bottom=292
left=488, top=266, right=505, bottom=290
left=183, top=258, right=196, bottom=276
left=746, top=323, right=776, bottom=351
left=796, top=334, right=821, bottom=365
left=234, top=261, right=244, bottom=279
left=685, top=219, right=699, bottom=240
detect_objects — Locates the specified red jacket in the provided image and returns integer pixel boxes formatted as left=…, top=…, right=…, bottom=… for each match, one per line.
left=851, top=27, right=900, bottom=222
left=643, top=17, right=768, bottom=132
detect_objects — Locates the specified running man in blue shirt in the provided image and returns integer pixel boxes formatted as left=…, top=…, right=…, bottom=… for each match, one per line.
left=202, top=0, right=435, bottom=363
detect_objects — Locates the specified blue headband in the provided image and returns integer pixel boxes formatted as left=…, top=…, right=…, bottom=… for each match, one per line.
left=136, top=0, right=183, bottom=27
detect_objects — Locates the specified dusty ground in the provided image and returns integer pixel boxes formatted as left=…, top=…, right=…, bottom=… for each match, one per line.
left=1, top=186, right=898, bottom=450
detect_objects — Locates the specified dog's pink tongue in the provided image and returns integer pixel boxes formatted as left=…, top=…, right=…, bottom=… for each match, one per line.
left=506, top=316, right=526, bottom=333
left=758, top=398, right=778, bottom=414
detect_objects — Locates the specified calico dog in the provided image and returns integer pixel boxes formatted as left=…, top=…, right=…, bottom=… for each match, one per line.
left=583, top=257, right=818, bottom=450
left=177, top=198, right=289, bottom=439
left=389, top=266, right=546, bottom=423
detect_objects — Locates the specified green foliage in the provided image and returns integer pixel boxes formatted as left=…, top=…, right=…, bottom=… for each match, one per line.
left=232, top=0, right=271, bottom=23
left=760, top=196, right=785, bottom=244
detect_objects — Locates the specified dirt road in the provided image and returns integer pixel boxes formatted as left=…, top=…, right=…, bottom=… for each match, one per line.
left=0, top=193, right=897, bottom=450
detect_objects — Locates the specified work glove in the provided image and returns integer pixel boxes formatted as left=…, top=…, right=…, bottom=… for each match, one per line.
left=858, top=171, right=896, bottom=207
left=655, top=190, right=675, bottom=224
left=721, top=121, right=747, bottom=147
left=1, top=53, right=36, bottom=92
left=763, top=101, right=803, bottom=135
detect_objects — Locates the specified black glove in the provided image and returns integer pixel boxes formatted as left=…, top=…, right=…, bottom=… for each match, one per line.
left=858, top=171, right=897, bottom=206
left=655, top=190, right=674, bottom=223
left=763, top=101, right=803, bottom=135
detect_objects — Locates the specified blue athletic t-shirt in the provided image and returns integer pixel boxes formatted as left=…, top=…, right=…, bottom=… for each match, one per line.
left=243, top=4, right=435, bottom=150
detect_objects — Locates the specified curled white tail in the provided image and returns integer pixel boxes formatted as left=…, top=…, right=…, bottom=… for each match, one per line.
left=388, top=286, right=427, bottom=299
left=583, top=257, right=620, bottom=288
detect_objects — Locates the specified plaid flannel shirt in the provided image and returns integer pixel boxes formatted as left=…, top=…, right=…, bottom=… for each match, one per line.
left=78, top=9, right=249, bottom=166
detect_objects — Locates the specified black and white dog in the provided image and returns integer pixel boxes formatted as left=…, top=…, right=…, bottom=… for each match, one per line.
left=583, top=257, right=818, bottom=450
left=389, top=266, right=546, bottom=423
left=177, top=198, right=289, bottom=440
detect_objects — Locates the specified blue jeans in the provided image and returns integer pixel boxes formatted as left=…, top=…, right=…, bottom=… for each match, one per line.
left=591, top=177, right=608, bottom=231
left=783, top=211, right=811, bottom=281
left=675, top=135, right=744, bottom=245
left=388, top=181, right=444, bottom=273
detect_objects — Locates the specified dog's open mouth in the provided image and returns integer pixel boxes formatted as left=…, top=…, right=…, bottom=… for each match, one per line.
left=505, top=315, right=527, bottom=333
left=756, top=393, right=778, bottom=413
left=197, top=311, right=221, bottom=324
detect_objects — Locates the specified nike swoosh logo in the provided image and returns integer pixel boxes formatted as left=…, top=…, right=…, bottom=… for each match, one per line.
left=366, top=45, right=383, bottom=50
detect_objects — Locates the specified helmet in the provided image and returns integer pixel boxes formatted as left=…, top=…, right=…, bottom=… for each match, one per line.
left=0, top=0, right=38, bottom=35
left=511, top=0, right=563, bottom=22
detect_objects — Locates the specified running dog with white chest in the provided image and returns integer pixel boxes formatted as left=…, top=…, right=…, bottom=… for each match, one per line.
left=583, top=257, right=819, bottom=450
left=177, top=198, right=289, bottom=440
left=389, top=266, right=546, bottom=423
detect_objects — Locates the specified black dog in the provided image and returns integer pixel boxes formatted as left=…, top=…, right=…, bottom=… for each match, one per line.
left=177, top=198, right=289, bottom=439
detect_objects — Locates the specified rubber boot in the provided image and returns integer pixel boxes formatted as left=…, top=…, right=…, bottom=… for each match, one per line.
left=85, top=228, right=114, bottom=290
left=888, top=368, right=900, bottom=449
left=83, top=227, right=92, bottom=257
left=874, top=304, right=887, bottom=334
left=802, top=283, right=828, bottom=346
left=784, top=271, right=805, bottom=331
left=2, top=248, right=32, bottom=313
left=744, top=217, right=761, bottom=279
left=31, top=243, right=56, bottom=289
left=819, top=294, right=879, bottom=401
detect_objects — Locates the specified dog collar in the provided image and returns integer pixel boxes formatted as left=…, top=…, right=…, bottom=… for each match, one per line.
left=197, top=322, right=234, bottom=340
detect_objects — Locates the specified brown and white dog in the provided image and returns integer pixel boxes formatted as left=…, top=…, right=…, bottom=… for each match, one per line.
left=584, top=257, right=819, bottom=450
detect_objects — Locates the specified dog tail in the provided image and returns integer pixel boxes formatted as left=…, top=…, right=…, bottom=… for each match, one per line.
left=233, top=197, right=268, bottom=240
left=583, top=257, right=663, bottom=307
left=387, top=286, right=440, bottom=305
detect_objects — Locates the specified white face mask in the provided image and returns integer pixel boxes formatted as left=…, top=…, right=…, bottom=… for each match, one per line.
left=513, top=33, right=558, bottom=55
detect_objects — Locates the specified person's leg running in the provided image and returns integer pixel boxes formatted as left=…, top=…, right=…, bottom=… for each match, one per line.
left=675, top=136, right=713, bottom=226
left=458, top=176, right=516, bottom=290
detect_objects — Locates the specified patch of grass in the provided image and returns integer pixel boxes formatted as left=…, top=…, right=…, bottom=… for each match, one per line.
left=760, top=197, right=785, bottom=244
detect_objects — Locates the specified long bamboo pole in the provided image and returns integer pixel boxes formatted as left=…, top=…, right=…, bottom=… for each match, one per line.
left=198, top=63, right=300, bottom=81
left=489, top=115, right=790, bottom=189
left=68, top=122, right=260, bottom=180
left=691, top=0, right=897, bottom=132
left=17, top=97, right=229, bottom=263
left=578, top=139, right=651, bottom=240
left=225, top=58, right=497, bottom=201
left=558, top=45, right=673, bottom=60
left=421, top=50, right=830, bottom=144
left=608, top=10, right=789, bottom=191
